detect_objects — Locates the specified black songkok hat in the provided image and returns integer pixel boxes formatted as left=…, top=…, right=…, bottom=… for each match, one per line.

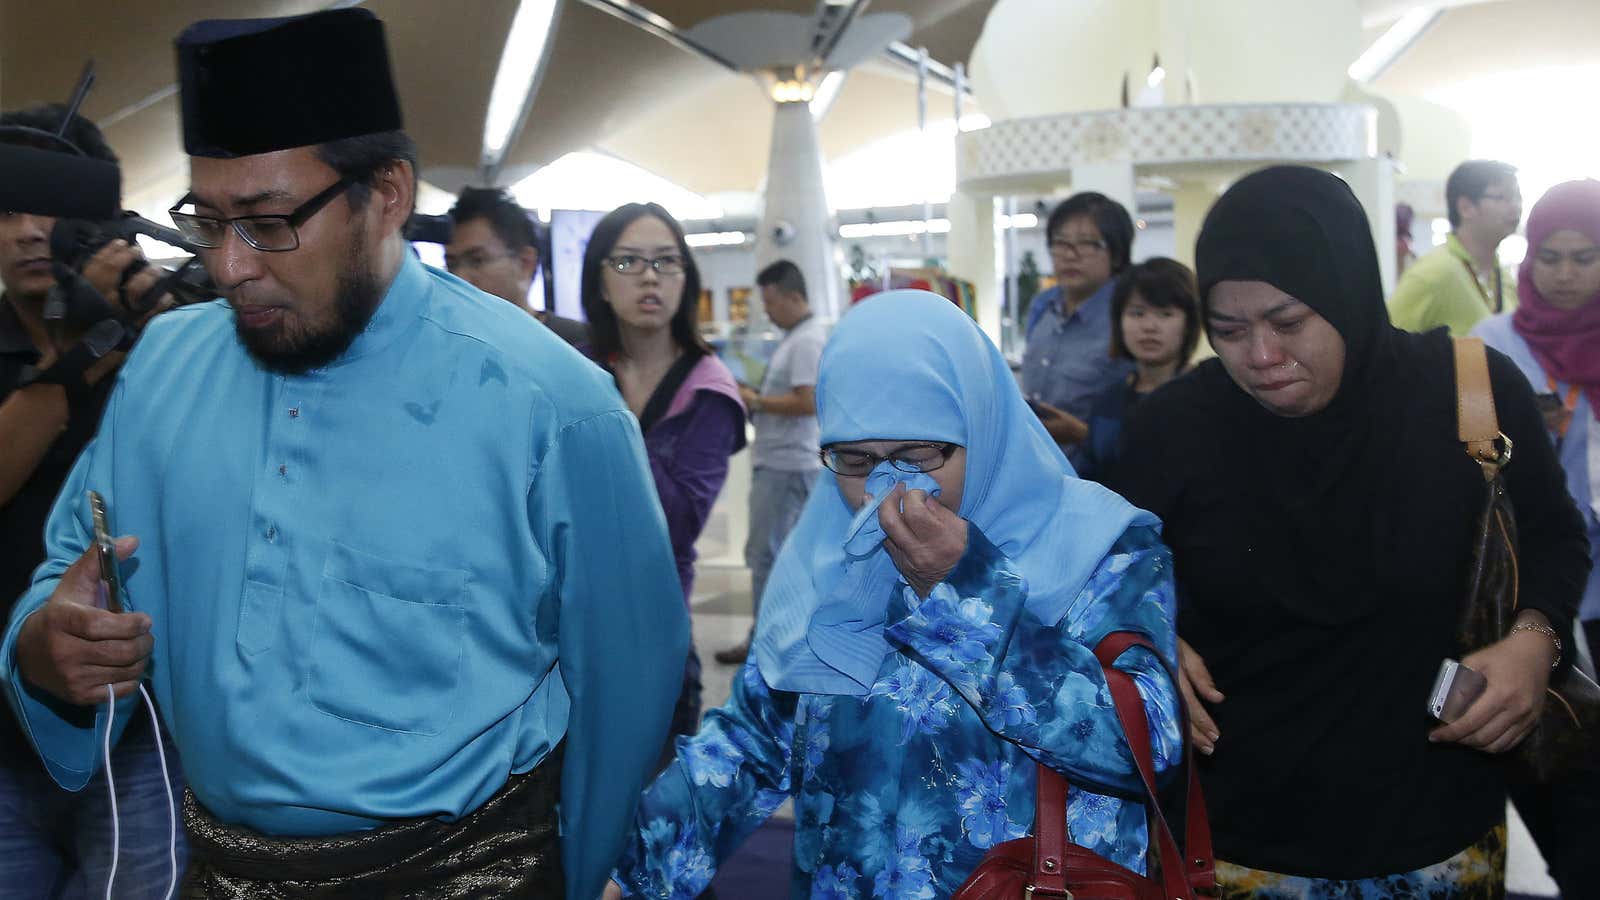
left=177, top=8, right=403, bottom=158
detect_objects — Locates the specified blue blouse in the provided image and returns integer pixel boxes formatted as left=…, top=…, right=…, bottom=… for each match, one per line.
left=616, top=523, right=1182, bottom=899
left=1077, top=378, right=1146, bottom=484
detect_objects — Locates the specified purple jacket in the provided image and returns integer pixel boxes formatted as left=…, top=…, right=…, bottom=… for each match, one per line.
left=637, top=354, right=747, bottom=602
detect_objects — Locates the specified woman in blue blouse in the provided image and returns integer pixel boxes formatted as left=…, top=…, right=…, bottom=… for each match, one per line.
left=1077, top=258, right=1202, bottom=483
left=608, top=291, right=1182, bottom=899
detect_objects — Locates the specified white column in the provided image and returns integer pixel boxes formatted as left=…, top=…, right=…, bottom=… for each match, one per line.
left=946, top=189, right=1001, bottom=343
left=1338, top=156, right=1399, bottom=295
left=756, top=101, right=843, bottom=324
left=1170, top=180, right=1219, bottom=268
left=1070, top=161, right=1137, bottom=217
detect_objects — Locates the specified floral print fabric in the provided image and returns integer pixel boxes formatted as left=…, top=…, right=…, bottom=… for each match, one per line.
left=615, top=523, right=1182, bottom=899
left=1213, top=825, right=1507, bottom=899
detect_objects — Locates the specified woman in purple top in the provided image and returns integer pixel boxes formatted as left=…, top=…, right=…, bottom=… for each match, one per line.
left=581, top=203, right=747, bottom=757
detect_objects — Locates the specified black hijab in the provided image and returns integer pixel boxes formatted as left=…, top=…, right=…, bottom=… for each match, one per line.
left=1181, top=166, right=1438, bottom=625
left=1111, top=167, right=1591, bottom=878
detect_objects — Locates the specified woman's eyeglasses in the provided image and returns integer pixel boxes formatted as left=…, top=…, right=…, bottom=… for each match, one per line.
left=1048, top=237, right=1108, bottom=258
left=605, top=254, right=686, bottom=276
left=819, top=443, right=958, bottom=477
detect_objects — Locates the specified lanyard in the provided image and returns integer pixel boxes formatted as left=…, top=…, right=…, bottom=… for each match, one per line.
left=1458, top=257, right=1505, bottom=314
left=1546, top=375, right=1581, bottom=440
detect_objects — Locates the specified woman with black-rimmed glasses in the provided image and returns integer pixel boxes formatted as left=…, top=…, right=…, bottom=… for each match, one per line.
left=1020, top=192, right=1137, bottom=469
left=606, top=290, right=1180, bottom=899
left=579, top=202, right=747, bottom=768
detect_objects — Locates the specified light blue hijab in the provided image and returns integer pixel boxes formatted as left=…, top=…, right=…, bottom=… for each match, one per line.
left=753, top=291, right=1159, bottom=696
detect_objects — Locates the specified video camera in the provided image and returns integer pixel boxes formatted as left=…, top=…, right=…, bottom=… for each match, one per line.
left=404, top=212, right=452, bottom=245
left=47, top=210, right=218, bottom=317
left=0, top=64, right=217, bottom=327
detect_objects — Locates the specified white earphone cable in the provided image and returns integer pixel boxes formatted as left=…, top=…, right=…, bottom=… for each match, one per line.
left=102, top=684, right=120, bottom=900
left=102, top=683, right=179, bottom=900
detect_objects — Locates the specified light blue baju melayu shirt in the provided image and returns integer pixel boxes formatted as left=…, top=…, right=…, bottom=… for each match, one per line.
left=1, top=252, right=690, bottom=900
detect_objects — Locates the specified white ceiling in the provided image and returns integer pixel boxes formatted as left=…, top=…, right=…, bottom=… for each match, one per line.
left=0, top=0, right=1592, bottom=213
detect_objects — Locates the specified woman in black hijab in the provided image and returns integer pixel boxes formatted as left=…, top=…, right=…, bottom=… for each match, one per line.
left=1115, top=166, right=1588, bottom=895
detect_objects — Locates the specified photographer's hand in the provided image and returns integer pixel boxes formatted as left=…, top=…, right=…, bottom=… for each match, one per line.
left=80, top=239, right=165, bottom=319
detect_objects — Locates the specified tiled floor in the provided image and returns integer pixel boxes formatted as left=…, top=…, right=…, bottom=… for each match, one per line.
left=688, top=457, right=1559, bottom=896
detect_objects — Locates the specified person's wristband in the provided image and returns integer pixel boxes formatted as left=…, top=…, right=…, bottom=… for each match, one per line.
left=1509, top=620, right=1563, bottom=669
left=17, top=354, right=95, bottom=409
left=117, top=257, right=151, bottom=310
left=16, top=319, right=126, bottom=403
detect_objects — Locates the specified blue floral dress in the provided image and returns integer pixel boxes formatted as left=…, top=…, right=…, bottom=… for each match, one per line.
left=615, top=524, right=1183, bottom=899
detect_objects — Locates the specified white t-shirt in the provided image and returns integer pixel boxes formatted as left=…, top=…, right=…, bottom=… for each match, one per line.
left=752, top=316, right=827, bottom=471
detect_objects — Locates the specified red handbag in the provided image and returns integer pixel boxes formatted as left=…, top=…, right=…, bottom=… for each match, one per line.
left=952, top=632, right=1216, bottom=899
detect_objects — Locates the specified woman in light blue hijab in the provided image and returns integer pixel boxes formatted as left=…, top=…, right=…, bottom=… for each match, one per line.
left=609, top=292, right=1182, bottom=899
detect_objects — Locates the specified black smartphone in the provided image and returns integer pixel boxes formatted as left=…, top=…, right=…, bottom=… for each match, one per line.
left=1534, top=391, right=1563, bottom=417
left=88, top=490, right=123, bottom=613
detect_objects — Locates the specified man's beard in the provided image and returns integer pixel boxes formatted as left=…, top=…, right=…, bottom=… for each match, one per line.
left=235, top=246, right=385, bottom=376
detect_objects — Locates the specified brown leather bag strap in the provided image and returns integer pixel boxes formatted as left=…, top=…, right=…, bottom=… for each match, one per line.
left=1027, top=632, right=1210, bottom=898
left=1454, top=336, right=1506, bottom=478
left=1031, top=767, right=1070, bottom=893
left=1094, top=632, right=1200, bottom=898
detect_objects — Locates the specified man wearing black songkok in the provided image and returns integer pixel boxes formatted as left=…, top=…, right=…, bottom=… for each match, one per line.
left=3, top=9, right=688, bottom=899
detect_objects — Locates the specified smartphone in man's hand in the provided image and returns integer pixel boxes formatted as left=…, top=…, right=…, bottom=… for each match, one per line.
left=88, top=490, right=123, bottom=613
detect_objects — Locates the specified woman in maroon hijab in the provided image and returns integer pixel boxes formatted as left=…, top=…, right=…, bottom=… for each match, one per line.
left=1471, top=179, right=1600, bottom=898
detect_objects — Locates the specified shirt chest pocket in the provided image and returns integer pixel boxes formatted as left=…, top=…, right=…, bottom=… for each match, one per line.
left=308, top=540, right=469, bottom=735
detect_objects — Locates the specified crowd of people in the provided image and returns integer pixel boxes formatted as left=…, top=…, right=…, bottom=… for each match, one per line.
left=0, top=7, right=1595, bottom=900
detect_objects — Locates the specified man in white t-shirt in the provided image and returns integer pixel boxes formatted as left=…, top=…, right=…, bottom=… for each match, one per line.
left=716, top=260, right=825, bottom=665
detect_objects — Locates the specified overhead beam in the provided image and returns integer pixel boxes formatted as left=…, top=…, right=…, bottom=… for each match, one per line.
left=1348, top=5, right=1444, bottom=83
left=573, top=0, right=741, bottom=71
left=884, top=40, right=973, bottom=96
left=96, top=0, right=369, bottom=131
left=814, top=0, right=871, bottom=67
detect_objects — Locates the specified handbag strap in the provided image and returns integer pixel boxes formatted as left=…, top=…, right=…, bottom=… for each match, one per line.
left=1032, top=754, right=1070, bottom=893
left=1028, top=631, right=1212, bottom=898
left=1096, top=633, right=1214, bottom=895
left=1454, top=337, right=1508, bottom=479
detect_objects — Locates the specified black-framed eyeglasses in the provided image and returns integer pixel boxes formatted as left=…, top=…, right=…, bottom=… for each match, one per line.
left=446, top=249, right=514, bottom=273
left=819, top=442, right=959, bottom=477
left=168, top=176, right=356, bottom=252
left=605, top=254, right=686, bottom=276
left=1048, top=237, right=1108, bottom=257
left=1477, top=190, right=1522, bottom=206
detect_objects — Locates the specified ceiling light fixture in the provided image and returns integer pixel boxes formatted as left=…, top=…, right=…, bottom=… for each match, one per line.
left=771, top=79, right=817, bottom=104
left=685, top=230, right=748, bottom=248
left=482, top=0, right=561, bottom=170
left=810, top=71, right=846, bottom=120
left=1347, top=6, right=1441, bottom=83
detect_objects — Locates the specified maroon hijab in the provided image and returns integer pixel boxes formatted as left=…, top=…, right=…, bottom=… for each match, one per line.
left=1513, top=179, right=1600, bottom=417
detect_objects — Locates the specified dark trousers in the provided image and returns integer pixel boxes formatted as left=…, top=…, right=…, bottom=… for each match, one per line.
left=1510, top=623, right=1600, bottom=900
left=0, top=718, right=188, bottom=900
left=1511, top=774, right=1600, bottom=898
left=660, top=644, right=705, bottom=774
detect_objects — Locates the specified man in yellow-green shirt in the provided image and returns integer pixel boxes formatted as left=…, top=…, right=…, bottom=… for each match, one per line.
left=1389, top=160, right=1522, bottom=335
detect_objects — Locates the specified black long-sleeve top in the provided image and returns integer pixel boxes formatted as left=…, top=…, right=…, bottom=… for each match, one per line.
left=1113, top=334, right=1590, bottom=879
